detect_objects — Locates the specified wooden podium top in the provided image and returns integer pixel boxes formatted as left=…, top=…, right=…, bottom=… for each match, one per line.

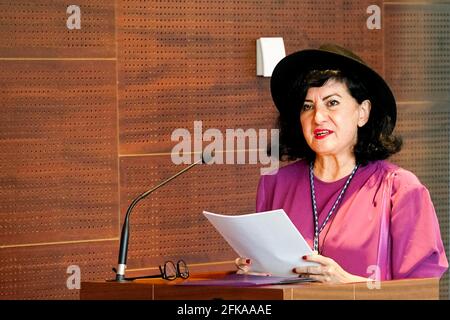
left=80, top=274, right=440, bottom=300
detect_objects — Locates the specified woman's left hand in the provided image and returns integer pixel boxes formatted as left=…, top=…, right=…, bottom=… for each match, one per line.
left=293, top=253, right=368, bottom=284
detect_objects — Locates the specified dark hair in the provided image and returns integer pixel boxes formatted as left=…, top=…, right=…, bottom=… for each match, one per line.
left=275, top=69, right=402, bottom=165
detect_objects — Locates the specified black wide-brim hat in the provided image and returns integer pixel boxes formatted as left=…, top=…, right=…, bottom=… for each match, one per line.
left=270, top=44, right=397, bottom=132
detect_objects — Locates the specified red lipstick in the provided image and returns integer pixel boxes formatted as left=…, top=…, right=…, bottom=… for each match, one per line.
left=314, top=128, right=334, bottom=140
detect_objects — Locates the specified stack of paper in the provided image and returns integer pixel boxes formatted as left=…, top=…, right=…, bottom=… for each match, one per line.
left=203, top=209, right=318, bottom=277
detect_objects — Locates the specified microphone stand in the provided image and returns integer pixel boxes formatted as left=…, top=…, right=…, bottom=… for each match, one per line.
left=114, top=157, right=205, bottom=282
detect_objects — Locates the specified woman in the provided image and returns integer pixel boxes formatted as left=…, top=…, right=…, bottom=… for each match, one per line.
left=238, top=44, right=448, bottom=283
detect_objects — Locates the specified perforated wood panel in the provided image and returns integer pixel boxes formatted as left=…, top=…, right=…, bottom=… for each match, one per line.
left=385, top=3, right=450, bottom=299
left=342, top=1, right=384, bottom=74
left=0, top=60, right=118, bottom=245
left=0, top=0, right=115, bottom=58
left=120, top=155, right=265, bottom=271
left=385, top=3, right=450, bottom=101
left=0, top=241, right=117, bottom=299
left=117, top=0, right=383, bottom=154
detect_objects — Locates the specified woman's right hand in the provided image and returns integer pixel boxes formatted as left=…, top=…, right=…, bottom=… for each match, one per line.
left=234, top=257, right=271, bottom=276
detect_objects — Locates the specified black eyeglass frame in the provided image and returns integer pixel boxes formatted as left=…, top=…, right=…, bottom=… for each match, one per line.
left=123, top=259, right=189, bottom=281
left=159, top=259, right=189, bottom=281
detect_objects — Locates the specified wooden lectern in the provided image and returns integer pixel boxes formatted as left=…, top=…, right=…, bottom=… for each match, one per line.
left=80, top=273, right=440, bottom=300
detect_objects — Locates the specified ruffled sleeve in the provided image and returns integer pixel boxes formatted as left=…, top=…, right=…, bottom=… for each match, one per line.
left=256, top=175, right=269, bottom=212
left=256, top=173, right=279, bottom=212
left=390, top=169, right=448, bottom=279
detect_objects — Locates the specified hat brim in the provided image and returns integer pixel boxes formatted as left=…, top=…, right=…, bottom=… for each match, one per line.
left=270, top=49, right=397, bottom=130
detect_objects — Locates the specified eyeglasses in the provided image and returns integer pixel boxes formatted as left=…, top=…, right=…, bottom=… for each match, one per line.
left=123, top=259, right=189, bottom=281
left=159, top=260, right=189, bottom=281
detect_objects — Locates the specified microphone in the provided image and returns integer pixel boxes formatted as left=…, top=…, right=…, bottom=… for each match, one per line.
left=114, top=153, right=211, bottom=282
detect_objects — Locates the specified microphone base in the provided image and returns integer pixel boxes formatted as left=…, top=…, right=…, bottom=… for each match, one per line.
left=107, top=278, right=133, bottom=283
left=111, top=274, right=131, bottom=282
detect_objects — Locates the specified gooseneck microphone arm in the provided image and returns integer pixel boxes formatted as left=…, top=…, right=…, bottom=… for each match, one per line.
left=114, top=157, right=205, bottom=282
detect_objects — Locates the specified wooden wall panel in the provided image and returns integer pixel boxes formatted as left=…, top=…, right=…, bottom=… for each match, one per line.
left=385, top=2, right=450, bottom=299
left=0, top=0, right=115, bottom=58
left=0, top=60, right=119, bottom=245
left=0, top=241, right=117, bottom=299
left=385, top=3, right=450, bottom=101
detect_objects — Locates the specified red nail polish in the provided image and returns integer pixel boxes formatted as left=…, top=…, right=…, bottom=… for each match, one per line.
left=302, top=255, right=307, bottom=260
left=246, top=259, right=251, bottom=264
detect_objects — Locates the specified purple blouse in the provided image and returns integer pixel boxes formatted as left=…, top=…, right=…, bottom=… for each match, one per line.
left=256, top=160, right=448, bottom=280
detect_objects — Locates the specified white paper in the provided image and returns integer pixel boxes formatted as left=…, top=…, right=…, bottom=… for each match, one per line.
left=203, top=209, right=318, bottom=277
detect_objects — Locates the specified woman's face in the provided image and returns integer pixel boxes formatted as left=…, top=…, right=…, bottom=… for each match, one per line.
left=300, top=79, right=371, bottom=160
